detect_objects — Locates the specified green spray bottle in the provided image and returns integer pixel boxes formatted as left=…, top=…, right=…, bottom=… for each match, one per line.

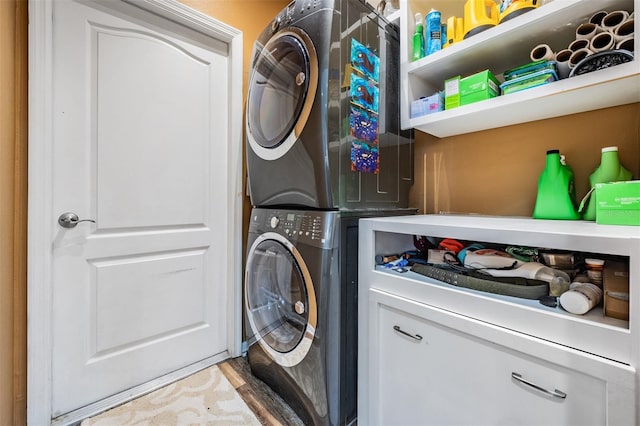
left=412, top=13, right=425, bottom=61
left=581, top=146, right=633, bottom=221
left=533, top=149, right=580, bottom=220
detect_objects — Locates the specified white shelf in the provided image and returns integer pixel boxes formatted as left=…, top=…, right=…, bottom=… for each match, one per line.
left=400, top=0, right=639, bottom=136
left=385, top=9, right=401, bottom=24
left=377, top=266, right=628, bottom=328
left=370, top=214, right=640, bottom=254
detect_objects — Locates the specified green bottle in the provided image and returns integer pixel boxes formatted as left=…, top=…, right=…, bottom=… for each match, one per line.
left=533, top=149, right=580, bottom=220
left=560, top=154, right=578, bottom=209
left=412, top=13, right=425, bottom=61
left=582, top=146, right=633, bottom=221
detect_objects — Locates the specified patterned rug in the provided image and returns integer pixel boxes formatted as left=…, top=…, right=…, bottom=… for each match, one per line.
left=81, top=364, right=261, bottom=426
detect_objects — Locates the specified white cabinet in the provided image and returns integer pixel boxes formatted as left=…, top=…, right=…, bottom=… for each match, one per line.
left=358, top=215, right=640, bottom=425
left=399, top=0, right=640, bottom=136
left=371, top=290, right=634, bottom=425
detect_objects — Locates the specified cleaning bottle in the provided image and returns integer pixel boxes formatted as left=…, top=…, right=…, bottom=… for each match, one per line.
left=533, top=149, right=580, bottom=220
left=581, top=146, right=633, bottom=221
left=412, top=13, right=425, bottom=61
left=425, top=9, right=442, bottom=55
left=560, top=154, right=578, bottom=209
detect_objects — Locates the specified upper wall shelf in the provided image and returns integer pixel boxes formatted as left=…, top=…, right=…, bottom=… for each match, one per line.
left=400, top=0, right=639, bottom=137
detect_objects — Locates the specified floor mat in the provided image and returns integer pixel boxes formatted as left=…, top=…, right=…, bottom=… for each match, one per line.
left=81, top=363, right=260, bottom=426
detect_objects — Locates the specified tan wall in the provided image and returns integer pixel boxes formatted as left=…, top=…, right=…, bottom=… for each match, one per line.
left=410, top=103, right=640, bottom=216
left=0, top=0, right=27, bottom=425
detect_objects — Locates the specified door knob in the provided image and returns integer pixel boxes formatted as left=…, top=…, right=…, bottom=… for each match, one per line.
left=58, top=212, right=96, bottom=229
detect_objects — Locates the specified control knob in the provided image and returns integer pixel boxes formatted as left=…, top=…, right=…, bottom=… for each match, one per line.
left=270, top=216, right=280, bottom=229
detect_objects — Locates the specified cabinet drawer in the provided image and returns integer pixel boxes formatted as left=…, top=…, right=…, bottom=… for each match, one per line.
left=369, top=289, right=635, bottom=426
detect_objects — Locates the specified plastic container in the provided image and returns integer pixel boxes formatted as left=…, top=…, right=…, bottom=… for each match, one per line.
left=500, top=68, right=558, bottom=95
left=582, top=146, right=633, bottom=221
left=559, top=154, right=578, bottom=210
left=533, top=149, right=580, bottom=220
left=585, top=258, right=605, bottom=287
left=412, top=13, right=425, bottom=61
left=446, top=16, right=464, bottom=47
left=560, top=282, right=603, bottom=315
left=463, top=249, right=522, bottom=269
left=425, top=9, right=442, bottom=55
left=481, top=261, right=570, bottom=285
left=503, top=59, right=557, bottom=81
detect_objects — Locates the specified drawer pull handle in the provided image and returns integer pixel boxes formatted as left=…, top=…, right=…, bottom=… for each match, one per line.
left=393, top=325, right=423, bottom=341
left=511, top=372, right=567, bottom=399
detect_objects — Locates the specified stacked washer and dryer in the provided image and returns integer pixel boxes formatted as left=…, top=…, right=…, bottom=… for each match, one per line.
left=243, top=1, right=413, bottom=424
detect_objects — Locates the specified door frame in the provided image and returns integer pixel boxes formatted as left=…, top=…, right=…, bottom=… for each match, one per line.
left=27, top=0, right=243, bottom=424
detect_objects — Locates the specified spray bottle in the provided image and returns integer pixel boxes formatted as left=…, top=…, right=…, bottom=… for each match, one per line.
left=533, top=149, right=580, bottom=220
left=581, top=146, right=633, bottom=220
left=412, top=13, right=425, bottom=61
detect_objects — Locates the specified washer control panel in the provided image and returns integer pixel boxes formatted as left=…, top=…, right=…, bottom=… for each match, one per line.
left=250, top=208, right=337, bottom=248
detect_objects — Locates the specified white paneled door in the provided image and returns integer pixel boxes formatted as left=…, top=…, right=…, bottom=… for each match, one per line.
left=28, top=0, right=242, bottom=421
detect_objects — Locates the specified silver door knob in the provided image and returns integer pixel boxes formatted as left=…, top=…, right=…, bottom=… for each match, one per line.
left=58, top=212, right=96, bottom=229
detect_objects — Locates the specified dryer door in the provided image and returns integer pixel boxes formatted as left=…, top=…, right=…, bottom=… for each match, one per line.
left=246, top=28, right=318, bottom=161
left=245, top=232, right=317, bottom=367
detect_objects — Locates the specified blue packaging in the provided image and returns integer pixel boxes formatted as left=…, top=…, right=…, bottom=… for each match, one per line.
left=425, top=9, right=442, bottom=55
left=441, top=24, right=447, bottom=47
left=500, top=69, right=558, bottom=95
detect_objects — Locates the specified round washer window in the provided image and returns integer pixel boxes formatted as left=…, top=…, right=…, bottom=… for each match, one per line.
left=246, top=238, right=310, bottom=355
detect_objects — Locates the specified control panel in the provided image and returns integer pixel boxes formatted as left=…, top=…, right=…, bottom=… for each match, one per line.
left=250, top=208, right=337, bottom=249
left=272, top=0, right=330, bottom=31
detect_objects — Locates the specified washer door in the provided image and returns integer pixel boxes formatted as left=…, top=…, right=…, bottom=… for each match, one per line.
left=245, top=232, right=317, bottom=367
left=246, top=27, right=318, bottom=161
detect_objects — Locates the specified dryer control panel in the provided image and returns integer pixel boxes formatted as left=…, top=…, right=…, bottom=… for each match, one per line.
left=249, top=208, right=337, bottom=249
left=273, top=0, right=330, bottom=31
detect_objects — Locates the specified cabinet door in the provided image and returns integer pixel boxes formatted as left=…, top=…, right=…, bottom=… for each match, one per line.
left=373, top=299, right=610, bottom=425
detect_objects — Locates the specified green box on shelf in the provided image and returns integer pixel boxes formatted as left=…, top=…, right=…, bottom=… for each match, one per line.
left=460, top=70, right=500, bottom=106
left=444, top=75, right=461, bottom=110
left=595, top=180, right=640, bottom=226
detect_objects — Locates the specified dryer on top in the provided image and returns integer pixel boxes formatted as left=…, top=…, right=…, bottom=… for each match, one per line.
left=246, top=0, right=413, bottom=210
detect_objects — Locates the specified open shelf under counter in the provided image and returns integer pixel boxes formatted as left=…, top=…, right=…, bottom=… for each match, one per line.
left=373, top=265, right=631, bottom=363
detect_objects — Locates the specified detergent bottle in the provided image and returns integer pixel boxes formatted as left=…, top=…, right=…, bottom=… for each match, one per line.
left=446, top=16, right=464, bottom=47
left=581, top=146, right=633, bottom=221
left=412, top=13, right=425, bottom=61
left=533, top=149, right=580, bottom=220
left=560, top=154, right=578, bottom=209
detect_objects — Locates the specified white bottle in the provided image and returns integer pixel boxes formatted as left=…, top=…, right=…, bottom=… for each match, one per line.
left=559, top=282, right=603, bottom=315
left=481, top=261, right=570, bottom=285
left=463, top=249, right=523, bottom=269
